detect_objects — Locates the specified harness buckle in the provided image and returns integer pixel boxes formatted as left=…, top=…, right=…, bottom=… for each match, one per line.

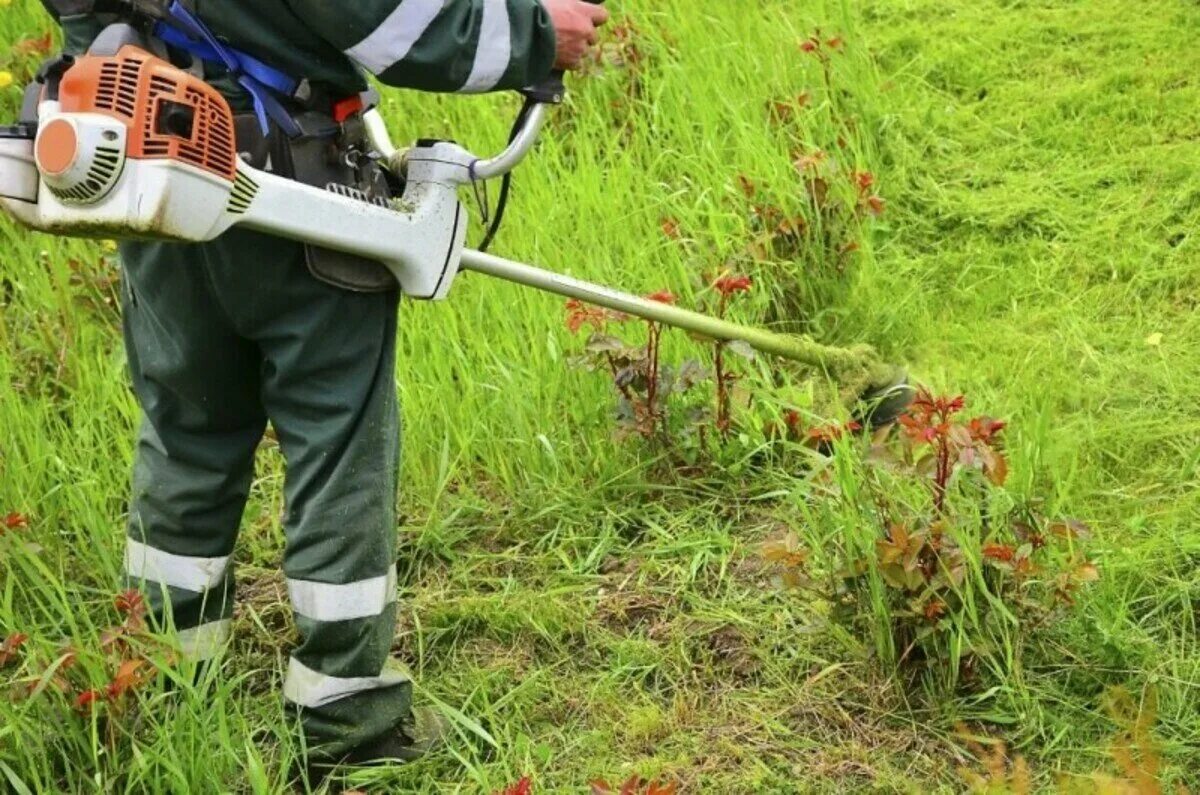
left=332, top=94, right=364, bottom=124
left=292, top=78, right=312, bottom=105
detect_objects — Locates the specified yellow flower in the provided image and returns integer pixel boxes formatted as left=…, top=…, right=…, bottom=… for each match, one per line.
left=0, top=72, right=13, bottom=90
left=1145, top=332, right=1163, bottom=347
left=102, top=240, right=118, bottom=253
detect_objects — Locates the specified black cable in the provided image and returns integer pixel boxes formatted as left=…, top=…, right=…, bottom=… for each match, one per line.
left=477, top=97, right=535, bottom=253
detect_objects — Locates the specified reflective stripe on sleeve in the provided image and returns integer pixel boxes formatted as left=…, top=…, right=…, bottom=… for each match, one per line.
left=176, top=618, right=232, bottom=661
left=459, top=0, right=512, bottom=93
left=345, top=0, right=446, bottom=75
left=287, top=568, right=398, bottom=623
left=282, top=656, right=410, bottom=709
left=124, top=538, right=230, bottom=593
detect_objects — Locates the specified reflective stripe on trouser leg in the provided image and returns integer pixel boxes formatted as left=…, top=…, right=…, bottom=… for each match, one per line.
left=283, top=598, right=411, bottom=756
left=216, top=229, right=405, bottom=756
left=177, top=618, right=233, bottom=661
left=284, top=569, right=403, bottom=708
left=124, top=536, right=235, bottom=662
left=124, top=537, right=230, bottom=593
left=121, top=236, right=269, bottom=667
left=283, top=655, right=410, bottom=709
left=282, top=567, right=405, bottom=750
left=287, top=568, right=398, bottom=624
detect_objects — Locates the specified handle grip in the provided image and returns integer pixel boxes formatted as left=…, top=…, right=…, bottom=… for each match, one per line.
left=518, top=0, right=606, bottom=105
left=518, top=70, right=566, bottom=105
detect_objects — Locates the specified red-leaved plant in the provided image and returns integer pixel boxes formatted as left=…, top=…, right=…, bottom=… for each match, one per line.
left=708, top=273, right=754, bottom=436
left=564, top=272, right=761, bottom=447
left=897, top=389, right=1007, bottom=512
left=744, top=29, right=891, bottom=329
left=764, top=390, right=1100, bottom=687
left=565, top=290, right=702, bottom=445
left=780, top=412, right=863, bottom=449
left=565, top=292, right=685, bottom=440
left=5, top=588, right=173, bottom=749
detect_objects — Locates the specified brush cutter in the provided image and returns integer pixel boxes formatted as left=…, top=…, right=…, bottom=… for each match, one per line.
left=0, top=33, right=912, bottom=424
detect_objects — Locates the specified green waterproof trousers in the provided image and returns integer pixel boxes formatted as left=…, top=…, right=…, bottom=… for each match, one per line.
left=119, top=228, right=409, bottom=756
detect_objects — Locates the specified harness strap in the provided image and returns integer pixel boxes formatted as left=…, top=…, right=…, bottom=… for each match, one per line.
left=40, top=0, right=304, bottom=136
left=153, top=0, right=300, bottom=136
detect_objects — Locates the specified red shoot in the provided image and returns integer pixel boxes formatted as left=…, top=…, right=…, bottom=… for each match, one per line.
left=852, top=170, right=875, bottom=194
left=565, top=299, right=610, bottom=335
left=900, top=391, right=966, bottom=438
left=982, top=544, right=1017, bottom=563
left=105, top=658, right=149, bottom=701
left=493, top=776, right=533, bottom=795
left=114, top=589, right=145, bottom=619
left=0, top=633, right=29, bottom=667
left=806, top=420, right=862, bottom=446
left=900, top=389, right=1000, bottom=512
left=74, top=688, right=103, bottom=713
left=783, top=410, right=803, bottom=434
left=968, top=416, right=1007, bottom=443
left=776, top=216, right=807, bottom=237
left=13, top=32, right=54, bottom=57
left=793, top=150, right=827, bottom=172
left=799, top=38, right=818, bottom=53
left=644, top=290, right=676, bottom=305
left=712, top=274, right=752, bottom=297
left=923, top=600, right=947, bottom=623
left=2, top=512, right=28, bottom=534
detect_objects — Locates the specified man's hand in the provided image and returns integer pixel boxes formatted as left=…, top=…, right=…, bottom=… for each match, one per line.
left=543, top=0, right=610, bottom=70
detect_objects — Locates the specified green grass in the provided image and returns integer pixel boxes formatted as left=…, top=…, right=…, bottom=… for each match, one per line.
left=2, top=0, right=1199, bottom=791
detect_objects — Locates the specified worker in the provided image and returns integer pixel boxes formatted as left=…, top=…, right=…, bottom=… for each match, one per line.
left=37, top=0, right=609, bottom=777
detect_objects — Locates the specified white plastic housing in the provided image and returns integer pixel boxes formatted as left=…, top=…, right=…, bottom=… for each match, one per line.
left=3, top=156, right=234, bottom=240
left=0, top=136, right=37, bottom=204
left=0, top=110, right=472, bottom=300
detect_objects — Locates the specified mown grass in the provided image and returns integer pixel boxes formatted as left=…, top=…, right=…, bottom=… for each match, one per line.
left=2, top=0, right=1198, bottom=792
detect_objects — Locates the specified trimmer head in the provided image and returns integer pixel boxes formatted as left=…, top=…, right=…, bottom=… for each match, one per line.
left=854, top=372, right=917, bottom=430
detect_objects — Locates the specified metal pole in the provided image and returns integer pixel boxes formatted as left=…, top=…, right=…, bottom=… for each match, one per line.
left=459, top=248, right=881, bottom=376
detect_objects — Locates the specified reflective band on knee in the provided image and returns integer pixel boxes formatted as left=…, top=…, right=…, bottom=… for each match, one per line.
left=176, top=618, right=232, bottom=661
left=124, top=538, right=230, bottom=593
left=287, top=568, right=398, bottom=623
left=282, top=657, right=410, bottom=709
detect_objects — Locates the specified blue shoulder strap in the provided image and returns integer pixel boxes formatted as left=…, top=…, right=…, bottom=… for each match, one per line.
left=152, top=0, right=300, bottom=136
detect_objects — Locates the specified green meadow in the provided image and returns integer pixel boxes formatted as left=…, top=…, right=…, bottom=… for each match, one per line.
left=2, top=0, right=1197, bottom=791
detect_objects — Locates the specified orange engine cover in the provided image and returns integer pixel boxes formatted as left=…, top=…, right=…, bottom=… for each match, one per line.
left=57, top=45, right=237, bottom=183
